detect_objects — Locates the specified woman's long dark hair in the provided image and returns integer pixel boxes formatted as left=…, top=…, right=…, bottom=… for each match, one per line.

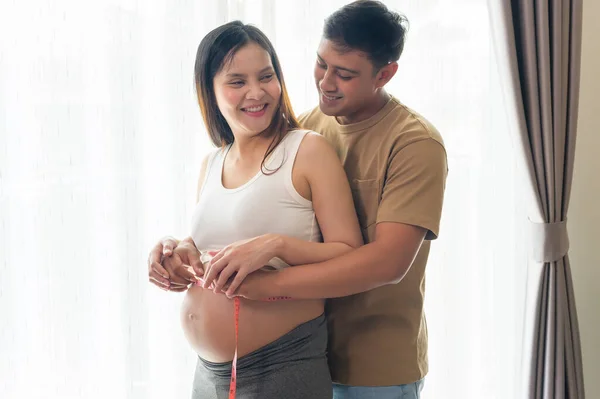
left=194, top=21, right=300, bottom=173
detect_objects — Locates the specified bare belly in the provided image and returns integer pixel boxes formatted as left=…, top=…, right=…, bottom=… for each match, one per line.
left=181, top=284, right=324, bottom=362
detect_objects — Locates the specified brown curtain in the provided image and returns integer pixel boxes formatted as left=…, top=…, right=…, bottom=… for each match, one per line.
left=488, top=0, right=585, bottom=398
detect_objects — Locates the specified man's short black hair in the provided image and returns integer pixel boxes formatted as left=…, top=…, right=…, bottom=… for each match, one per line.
left=323, top=0, right=409, bottom=70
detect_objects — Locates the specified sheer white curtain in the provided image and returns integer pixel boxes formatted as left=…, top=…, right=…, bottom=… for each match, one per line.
left=0, top=1, right=526, bottom=398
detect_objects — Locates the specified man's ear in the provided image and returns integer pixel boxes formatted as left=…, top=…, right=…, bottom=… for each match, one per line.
left=375, top=62, right=398, bottom=88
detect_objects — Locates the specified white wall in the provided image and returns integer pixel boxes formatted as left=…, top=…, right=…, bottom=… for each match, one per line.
left=570, top=0, right=600, bottom=397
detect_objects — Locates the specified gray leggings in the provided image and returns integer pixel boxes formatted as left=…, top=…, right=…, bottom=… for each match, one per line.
left=191, top=313, right=332, bottom=399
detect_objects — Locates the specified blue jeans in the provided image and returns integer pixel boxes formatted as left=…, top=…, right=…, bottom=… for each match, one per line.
left=332, top=379, right=424, bottom=399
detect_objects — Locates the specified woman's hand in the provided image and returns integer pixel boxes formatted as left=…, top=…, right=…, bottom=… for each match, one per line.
left=161, top=238, right=205, bottom=292
left=202, top=234, right=282, bottom=295
left=174, top=238, right=205, bottom=278
left=162, top=254, right=195, bottom=292
left=147, top=236, right=181, bottom=291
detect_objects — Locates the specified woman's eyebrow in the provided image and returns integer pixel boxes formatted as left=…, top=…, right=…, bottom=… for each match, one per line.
left=225, top=66, right=274, bottom=78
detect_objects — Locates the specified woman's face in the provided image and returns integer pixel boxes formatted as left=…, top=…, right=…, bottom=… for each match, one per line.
left=213, top=42, right=282, bottom=139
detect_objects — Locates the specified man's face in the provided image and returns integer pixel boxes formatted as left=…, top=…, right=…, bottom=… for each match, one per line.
left=314, top=39, right=379, bottom=121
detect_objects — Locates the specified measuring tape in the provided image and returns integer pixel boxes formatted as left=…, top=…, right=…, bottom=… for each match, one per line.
left=194, top=274, right=292, bottom=398
left=230, top=297, right=240, bottom=399
left=228, top=295, right=293, bottom=398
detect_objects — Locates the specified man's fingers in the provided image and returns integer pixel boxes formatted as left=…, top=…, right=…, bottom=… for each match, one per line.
left=224, top=270, right=247, bottom=298
left=208, top=250, right=225, bottom=268
left=214, top=265, right=238, bottom=293
left=202, top=257, right=227, bottom=289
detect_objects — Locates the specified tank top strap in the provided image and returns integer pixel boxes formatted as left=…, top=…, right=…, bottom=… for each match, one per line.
left=276, top=129, right=311, bottom=174
left=201, top=147, right=227, bottom=192
left=277, top=129, right=313, bottom=207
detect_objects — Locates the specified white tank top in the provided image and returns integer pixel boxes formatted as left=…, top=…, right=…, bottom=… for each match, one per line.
left=190, top=129, right=322, bottom=269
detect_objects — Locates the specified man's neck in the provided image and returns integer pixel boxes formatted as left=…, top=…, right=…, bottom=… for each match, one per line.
left=336, top=90, right=391, bottom=125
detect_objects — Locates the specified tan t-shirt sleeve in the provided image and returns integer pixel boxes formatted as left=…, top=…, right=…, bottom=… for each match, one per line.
left=376, top=138, right=448, bottom=240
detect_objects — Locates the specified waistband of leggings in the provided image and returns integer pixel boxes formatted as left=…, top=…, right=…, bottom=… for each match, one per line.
left=198, top=312, right=326, bottom=374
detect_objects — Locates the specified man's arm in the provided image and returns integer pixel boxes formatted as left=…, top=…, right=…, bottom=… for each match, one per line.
left=235, top=138, right=447, bottom=300
left=268, top=222, right=426, bottom=299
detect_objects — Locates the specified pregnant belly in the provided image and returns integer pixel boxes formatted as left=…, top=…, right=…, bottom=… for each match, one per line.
left=180, top=284, right=324, bottom=362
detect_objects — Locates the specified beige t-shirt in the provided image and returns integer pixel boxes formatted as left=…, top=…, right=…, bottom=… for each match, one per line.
left=299, top=96, right=448, bottom=386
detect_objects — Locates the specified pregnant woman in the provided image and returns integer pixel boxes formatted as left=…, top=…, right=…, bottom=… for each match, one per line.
left=165, top=21, right=362, bottom=399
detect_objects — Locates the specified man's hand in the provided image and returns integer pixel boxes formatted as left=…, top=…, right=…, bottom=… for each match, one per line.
left=227, top=269, right=281, bottom=300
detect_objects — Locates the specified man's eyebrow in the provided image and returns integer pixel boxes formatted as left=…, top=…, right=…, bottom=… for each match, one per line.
left=225, top=66, right=274, bottom=78
left=316, top=54, right=360, bottom=75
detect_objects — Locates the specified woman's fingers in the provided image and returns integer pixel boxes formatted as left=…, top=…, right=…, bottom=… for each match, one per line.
left=161, top=236, right=179, bottom=257
left=174, top=264, right=200, bottom=284
left=149, top=268, right=170, bottom=289
left=168, top=284, right=189, bottom=293
left=187, top=249, right=205, bottom=277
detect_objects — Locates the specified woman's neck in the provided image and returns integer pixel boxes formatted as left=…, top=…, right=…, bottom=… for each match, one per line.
left=229, top=133, right=272, bottom=162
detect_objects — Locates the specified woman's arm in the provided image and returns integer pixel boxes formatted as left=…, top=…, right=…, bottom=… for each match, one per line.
left=270, top=235, right=354, bottom=266
left=203, top=132, right=363, bottom=295
left=273, top=132, right=363, bottom=264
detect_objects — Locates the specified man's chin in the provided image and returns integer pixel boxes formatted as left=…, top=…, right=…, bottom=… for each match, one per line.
left=318, top=101, right=341, bottom=116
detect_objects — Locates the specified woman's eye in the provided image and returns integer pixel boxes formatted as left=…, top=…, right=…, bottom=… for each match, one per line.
left=261, top=74, right=274, bottom=81
left=229, top=81, right=244, bottom=86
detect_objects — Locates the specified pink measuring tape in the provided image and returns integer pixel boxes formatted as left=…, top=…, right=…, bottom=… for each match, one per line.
left=196, top=252, right=292, bottom=398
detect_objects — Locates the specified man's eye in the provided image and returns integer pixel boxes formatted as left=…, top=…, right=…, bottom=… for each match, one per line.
left=338, top=75, right=352, bottom=81
left=317, top=62, right=327, bottom=69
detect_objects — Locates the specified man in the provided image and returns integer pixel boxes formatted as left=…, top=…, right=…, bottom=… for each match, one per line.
left=148, top=1, right=447, bottom=398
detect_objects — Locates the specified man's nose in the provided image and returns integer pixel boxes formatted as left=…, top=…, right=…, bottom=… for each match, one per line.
left=319, top=70, right=337, bottom=92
